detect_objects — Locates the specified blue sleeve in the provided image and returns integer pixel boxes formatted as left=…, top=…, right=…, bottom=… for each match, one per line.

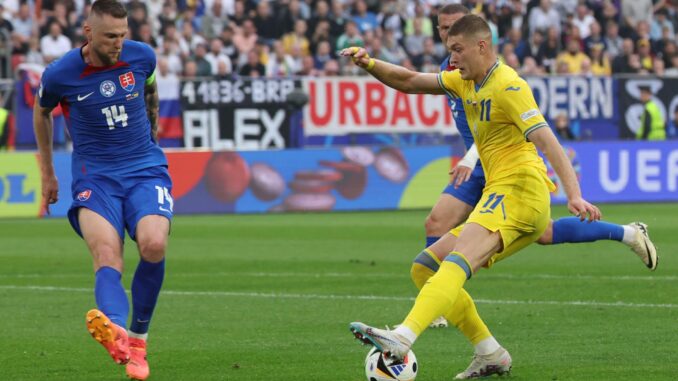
left=140, top=42, right=156, bottom=79
left=38, top=65, right=62, bottom=109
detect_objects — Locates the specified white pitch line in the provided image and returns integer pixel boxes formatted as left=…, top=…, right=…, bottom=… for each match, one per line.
left=0, top=285, right=676, bottom=309
left=0, top=272, right=676, bottom=282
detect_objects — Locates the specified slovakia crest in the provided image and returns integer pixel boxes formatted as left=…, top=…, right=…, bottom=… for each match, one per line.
left=119, top=72, right=135, bottom=92
left=100, top=80, right=116, bottom=97
left=77, top=189, right=92, bottom=201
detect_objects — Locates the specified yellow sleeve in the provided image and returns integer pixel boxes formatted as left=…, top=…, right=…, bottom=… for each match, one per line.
left=496, top=78, right=548, bottom=139
left=437, top=70, right=462, bottom=99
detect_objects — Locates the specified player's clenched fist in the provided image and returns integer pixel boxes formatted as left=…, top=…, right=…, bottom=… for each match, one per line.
left=339, top=47, right=376, bottom=70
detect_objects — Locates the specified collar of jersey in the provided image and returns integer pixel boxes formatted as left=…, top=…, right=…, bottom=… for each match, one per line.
left=79, top=43, right=130, bottom=78
left=476, top=60, right=501, bottom=91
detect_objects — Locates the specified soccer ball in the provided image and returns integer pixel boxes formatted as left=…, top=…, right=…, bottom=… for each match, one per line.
left=364, top=347, right=418, bottom=381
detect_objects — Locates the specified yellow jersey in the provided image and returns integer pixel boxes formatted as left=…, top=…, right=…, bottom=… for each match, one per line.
left=437, top=62, right=555, bottom=192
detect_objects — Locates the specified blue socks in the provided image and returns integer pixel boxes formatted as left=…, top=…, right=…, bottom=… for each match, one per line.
left=552, top=217, right=624, bottom=244
left=130, top=259, right=165, bottom=335
left=426, top=236, right=439, bottom=248
left=95, top=266, right=129, bottom=329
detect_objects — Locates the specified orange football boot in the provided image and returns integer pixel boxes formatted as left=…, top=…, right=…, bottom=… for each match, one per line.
left=86, top=309, right=130, bottom=364
left=126, top=338, right=150, bottom=380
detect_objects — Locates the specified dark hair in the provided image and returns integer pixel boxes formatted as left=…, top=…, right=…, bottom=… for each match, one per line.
left=448, top=14, right=491, bottom=40
left=439, top=4, right=470, bottom=16
left=91, top=0, right=127, bottom=18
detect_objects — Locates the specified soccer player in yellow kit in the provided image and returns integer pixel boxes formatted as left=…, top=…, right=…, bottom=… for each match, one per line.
left=341, top=14, right=601, bottom=378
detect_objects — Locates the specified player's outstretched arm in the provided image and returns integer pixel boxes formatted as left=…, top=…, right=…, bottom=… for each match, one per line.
left=145, top=76, right=159, bottom=142
left=33, top=101, right=59, bottom=214
left=339, top=47, right=444, bottom=95
left=528, top=127, right=601, bottom=222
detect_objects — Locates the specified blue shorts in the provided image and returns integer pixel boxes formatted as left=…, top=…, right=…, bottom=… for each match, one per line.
left=68, top=166, right=173, bottom=241
left=441, top=172, right=486, bottom=207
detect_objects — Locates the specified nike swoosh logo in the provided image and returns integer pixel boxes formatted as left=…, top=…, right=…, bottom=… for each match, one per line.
left=505, top=86, right=521, bottom=91
left=159, top=206, right=171, bottom=213
left=77, top=92, right=94, bottom=101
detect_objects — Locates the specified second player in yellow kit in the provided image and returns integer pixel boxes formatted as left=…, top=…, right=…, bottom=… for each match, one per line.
left=439, top=63, right=555, bottom=267
left=341, top=13, right=601, bottom=379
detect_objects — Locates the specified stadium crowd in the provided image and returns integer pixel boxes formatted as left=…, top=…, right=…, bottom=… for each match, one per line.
left=1, top=0, right=678, bottom=79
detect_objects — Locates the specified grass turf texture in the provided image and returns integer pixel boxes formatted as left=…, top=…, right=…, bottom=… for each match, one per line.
left=0, top=203, right=676, bottom=380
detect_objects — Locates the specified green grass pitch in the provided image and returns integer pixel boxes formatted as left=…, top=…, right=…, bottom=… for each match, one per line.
left=1, top=203, right=676, bottom=380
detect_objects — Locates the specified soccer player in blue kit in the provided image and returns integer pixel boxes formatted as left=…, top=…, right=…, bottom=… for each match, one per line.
left=33, top=1, right=170, bottom=380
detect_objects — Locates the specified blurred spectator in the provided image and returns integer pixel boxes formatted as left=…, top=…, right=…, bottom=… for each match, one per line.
left=599, top=0, right=619, bottom=30
left=41, top=1, right=77, bottom=41
left=191, top=43, right=213, bottom=77
left=201, top=0, right=227, bottom=40
left=525, top=30, right=543, bottom=65
left=40, top=21, right=72, bottom=64
left=589, top=44, right=611, bottom=75
left=278, top=0, right=310, bottom=35
left=298, top=55, right=322, bottom=76
left=219, top=26, right=238, bottom=62
left=413, top=37, right=441, bottom=72
left=554, top=112, right=577, bottom=141
left=381, top=28, right=408, bottom=65
left=379, top=0, right=405, bottom=42
left=323, top=58, right=340, bottom=76
left=128, top=2, right=147, bottom=42
left=239, top=49, right=266, bottom=77
left=404, top=18, right=427, bottom=57
left=205, top=38, right=232, bottom=75
left=650, top=9, right=674, bottom=41
left=352, top=0, right=379, bottom=34
left=580, top=57, right=593, bottom=76
left=604, top=21, right=624, bottom=59
left=504, top=28, right=528, bottom=63
left=137, top=23, right=158, bottom=49
left=282, top=19, right=311, bottom=57
left=520, top=56, right=545, bottom=76
left=621, top=0, right=654, bottom=38
left=11, top=3, right=33, bottom=53
left=653, top=56, right=665, bottom=75
left=229, top=0, right=248, bottom=27
left=183, top=59, right=198, bottom=78
left=612, top=38, right=639, bottom=74
left=266, top=41, right=298, bottom=77
left=636, top=39, right=653, bottom=72
left=24, top=37, right=45, bottom=66
left=636, top=85, right=666, bottom=141
left=665, top=55, right=678, bottom=76
left=583, top=21, right=606, bottom=56
left=404, top=2, right=432, bottom=38
left=253, top=1, right=280, bottom=43
left=504, top=52, right=521, bottom=70
left=335, top=20, right=364, bottom=51
left=158, top=1, right=178, bottom=36
left=538, top=26, right=561, bottom=72
left=308, top=1, right=334, bottom=41
left=529, top=0, right=561, bottom=38
left=309, top=20, right=331, bottom=54
left=556, top=38, right=588, bottom=74
left=233, top=19, right=258, bottom=57
left=313, top=40, right=333, bottom=70
left=329, top=1, right=350, bottom=39
left=572, top=3, right=595, bottom=39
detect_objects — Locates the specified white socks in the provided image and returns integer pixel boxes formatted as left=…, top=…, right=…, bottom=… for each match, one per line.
left=474, top=336, right=501, bottom=355
left=393, top=325, right=417, bottom=346
left=621, top=225, right=636, bottom=245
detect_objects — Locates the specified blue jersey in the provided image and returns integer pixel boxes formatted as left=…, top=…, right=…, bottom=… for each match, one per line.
left=440, top=56, right=483, bottom=176
left=39, top=40, right=166, bottom=177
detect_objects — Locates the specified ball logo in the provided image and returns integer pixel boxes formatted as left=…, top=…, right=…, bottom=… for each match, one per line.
left=100, top=80, right=116, bottom=97
left=119, top=72, right=135, bottom=92
left=77, top=190, right=92, bottom=202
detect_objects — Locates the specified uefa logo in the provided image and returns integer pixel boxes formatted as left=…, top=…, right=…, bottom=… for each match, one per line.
left=100, top=80, right=116, bottom=97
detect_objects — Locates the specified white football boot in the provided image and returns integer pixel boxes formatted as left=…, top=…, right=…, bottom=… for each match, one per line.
left=349, top=322, right=411, bottom=361
left=454, top=347, right=512, bottom=379
left=429, top=316, right=449, bottom=328
left=626, top=222, right=658, bottom=271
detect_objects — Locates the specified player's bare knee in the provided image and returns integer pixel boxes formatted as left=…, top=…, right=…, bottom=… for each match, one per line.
left=425, top=213, right=447, bottom=237
left=91, top=241, right=123, bottom=269
left=138, top=235, right=167, bottom=262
